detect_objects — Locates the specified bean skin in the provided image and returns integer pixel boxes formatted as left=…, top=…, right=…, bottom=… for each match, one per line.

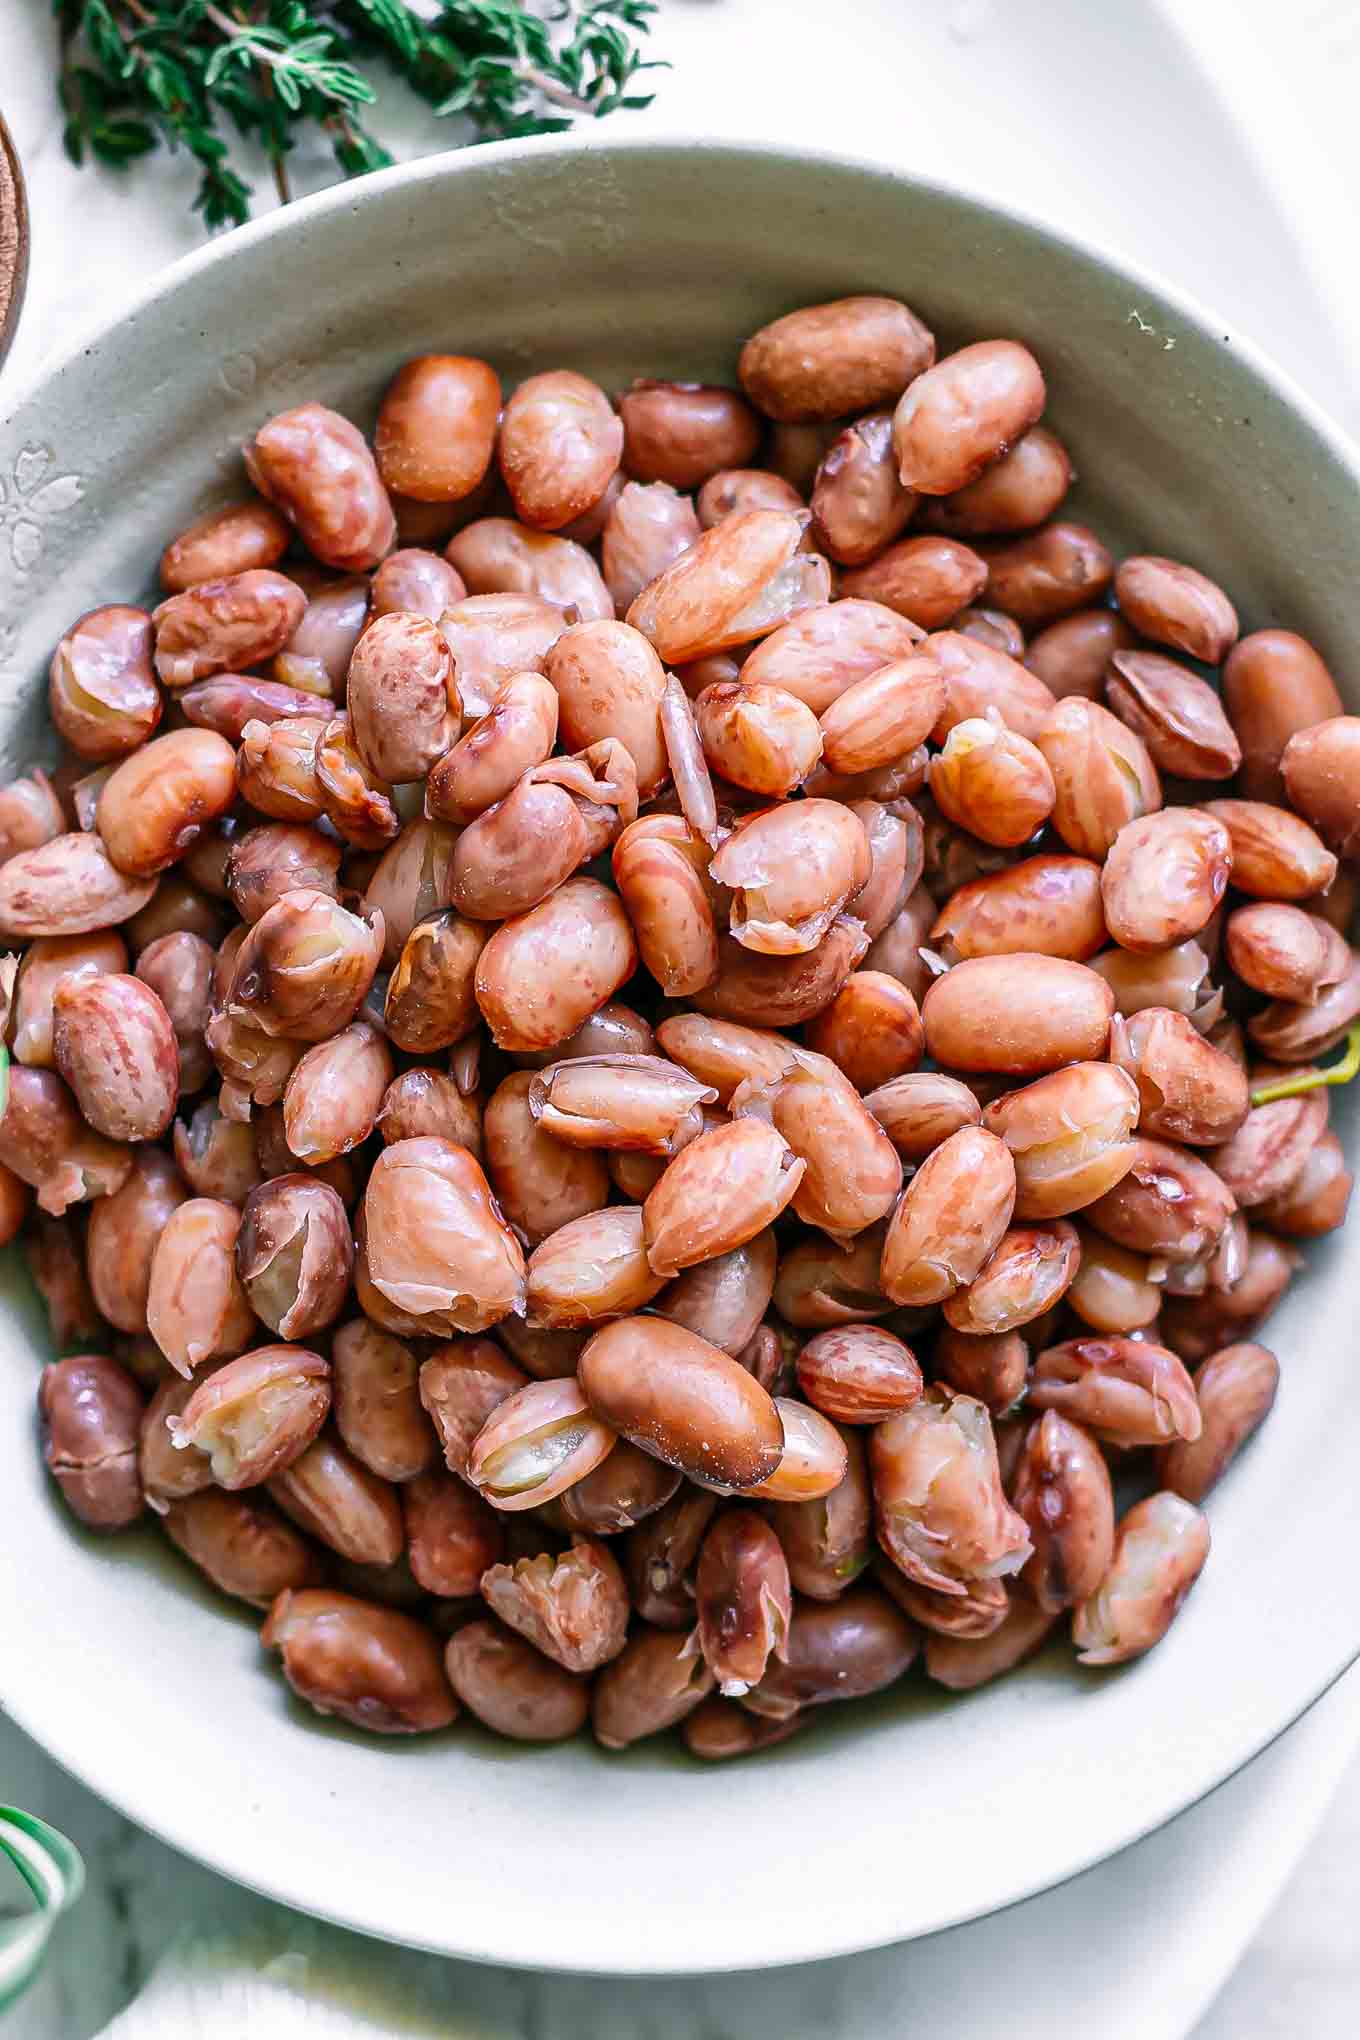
left=1072, top=1492, right=1210, bottom=1666
left=872, top=1388, right=1033, bottom=1596
left=1028, top=1335, right=1201, bottom=1447
left=262, top=1588, right=455, bottom=1732
left=498, top=370, right=623, bottom=530
left=39, top=1353, right=144, bottom=1530
left=748, top=1586, right=919, bottom=1712
left=1223, top=629, right=1343, bottom=803
left=579, top=1316, right=784, bottom=1490
left=892, top=341, right=1045, bottom=495
left=642, top=1117, right=805, bottom=1276
left=619, top=381, right=760, bottom=489
left=1114, top=555, right=1238, bottom=664
left=740, top=296, right=935, bottom=423
left=245, top=404, right=395, bottom=571
left=1157, top=1341, right=1279, bottom=1501
left=1012, top=1410, right=1114, bottom=1612
left=922, top=954, right=1114, bottom=1074
left=375, top=355, right=500, bottom=503
left=446, top=1619, right=588, bottom=1742
left=880, top=1125, right=1015, bottom=1308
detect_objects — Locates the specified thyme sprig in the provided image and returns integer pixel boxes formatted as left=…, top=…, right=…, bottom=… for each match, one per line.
left=54, top=0, right=661, bottom=230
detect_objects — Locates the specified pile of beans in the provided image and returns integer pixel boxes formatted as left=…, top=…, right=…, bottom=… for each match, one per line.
left=7, top=294, right=1357, bottom=1754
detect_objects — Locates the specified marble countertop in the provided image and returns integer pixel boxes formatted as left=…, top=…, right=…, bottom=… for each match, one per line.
left=4, top=1, right=1360, bottom=2033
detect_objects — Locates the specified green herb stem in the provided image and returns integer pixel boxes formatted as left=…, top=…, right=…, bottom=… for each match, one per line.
left=53, top=0, right=662, bottom=229
left=1249, top=1023, right=1360, bottom=1106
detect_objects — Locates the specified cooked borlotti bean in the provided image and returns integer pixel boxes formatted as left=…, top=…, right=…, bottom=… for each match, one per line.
left=1114, top=555, right=1238, bottom=665
left=580, top=1316, right=783, bottom=1489
left=1072, top=1492, right=1210, bottom=1665
left=14, top=304, right=1355, bottom=1757
left=922, top=954, right=1114, bottom=1074
left=893, top=341, right=1045, bottom=495
left=872, top=1389, right=1031, bottom=1595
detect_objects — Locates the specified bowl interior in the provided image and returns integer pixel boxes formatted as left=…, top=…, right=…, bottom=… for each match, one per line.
left=2, top=137, right=1359, bottom=1974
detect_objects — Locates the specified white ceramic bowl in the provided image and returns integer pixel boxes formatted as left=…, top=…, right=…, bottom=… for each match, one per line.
left=1, top=136, right=1358, bottom=1975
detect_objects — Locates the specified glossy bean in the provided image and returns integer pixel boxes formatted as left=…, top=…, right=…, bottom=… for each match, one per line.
left=892, top=340, right=1045, bottom=495
left=626, top=510, right=828, bottom=662
left=39, top=1352, right=144, bottom=1530
left=524, top=1205, right=666, bottom=1328
left=1157, top=1341, right=1279, bottom=1501
left=445, top=1619, right=588, bottom=1742
left=933, top=1325, right=1028, bottom=1414
left=1072, top=1492, right=1210, bottom=1666
left=580, top=1316, right=783, bottom=1489
left=447, top=517, right=612, bottom=623
left=741, top=599, right=925, bottom=715
left=694, top=1509, right=792, bottom=1693
left=591, top=1626, right=715, bottom=1748
left=1104, top=649, right=1240, bottom=780
left=981, top=1061, right=1140, bottom=1217
left=922, top=954, right=1114, bottom=1074
left=159, top=500, right=292, bottom=591
left=467, top=1378, right=618, bottom=1511
left=475, top=878, right=637, bottom=1053
left=499, top=369, right=622, bottom=529
left=810, top=409, right=916, bottom=565
left=268, top=1434, right=404, bottom=1566
left=619, top=380, right=760, bottom=489
left=1012, top=1409, right=1114, bottom=1612
left=361, top=1138, right=524, bottom=1336
left=1114, top=555, right=1237, bottom=663
left=49, top=605, right=161, bottom=761
left=1223, top=629, right=1344, bottom=803
left=153, top=570, right=306, bottom=687
left=245, top=403, right=395, bottom=571
left=0, top=1066, right=132, bottom=1214
left=1202, top=798, right=1337, bottom=901
left=880, top=1125, right=1015, bottom=1307
left=262, top=1588, right=454, bottom=1732
left=926, top=631, right=1057, bottom=742
left=643, top=1117, right=804, bottom=1276
left=375, top=355, right=500, bottom=503
left=425, top=671, right=558, bottom=824
left=1036, top=697, right=1162, bottom=859
left=1028, top=1335, right=1201, bottom=1446
left=1108, top=1007, right=1250, bottom=1147
left=85, top=1148, right=187, bottom=1335
left=840, top=535, right=987, bottom=630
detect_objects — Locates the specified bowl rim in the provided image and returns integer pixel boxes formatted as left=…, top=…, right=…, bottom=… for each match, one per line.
left=4, top=129, right=1360, bottom=1972
left=4, top=126, right=1360, bottom=475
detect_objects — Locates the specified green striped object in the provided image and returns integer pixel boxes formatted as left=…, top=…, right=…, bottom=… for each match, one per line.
left=0, top=1807, right=83, bottom=2010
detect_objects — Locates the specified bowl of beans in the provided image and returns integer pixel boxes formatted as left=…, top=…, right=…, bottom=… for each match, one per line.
left=1, top=135, right=1358, bottom=1973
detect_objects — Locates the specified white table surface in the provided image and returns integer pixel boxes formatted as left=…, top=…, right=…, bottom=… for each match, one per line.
left=3, top=2, right=1360, bottom=2034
